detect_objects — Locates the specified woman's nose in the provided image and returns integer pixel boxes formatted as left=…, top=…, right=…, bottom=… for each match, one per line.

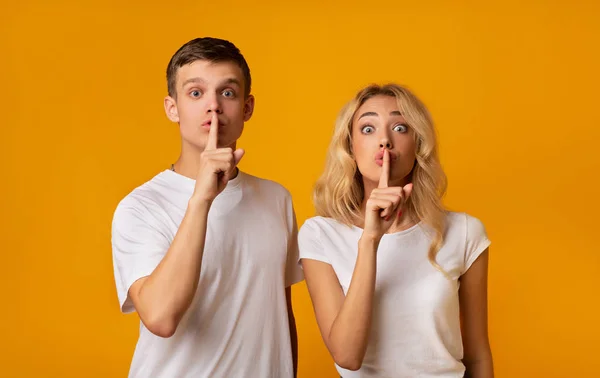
left=379, top=140, right=392, bottom=149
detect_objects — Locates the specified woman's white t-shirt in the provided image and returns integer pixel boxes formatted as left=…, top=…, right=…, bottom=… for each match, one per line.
left=298, top=212, right=491, bottom=378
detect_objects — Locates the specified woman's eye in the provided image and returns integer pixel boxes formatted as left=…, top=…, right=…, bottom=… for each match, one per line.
left=393, top=124, right=408, bottom=133
left=361, top=125, right=375, bottom=134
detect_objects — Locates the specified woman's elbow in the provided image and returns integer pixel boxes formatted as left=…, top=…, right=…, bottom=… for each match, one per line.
left=332, top=351, right=364, bottom=371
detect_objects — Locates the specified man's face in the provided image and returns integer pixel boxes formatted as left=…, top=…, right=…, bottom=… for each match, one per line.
left=164, top=60, right=254, bottom=150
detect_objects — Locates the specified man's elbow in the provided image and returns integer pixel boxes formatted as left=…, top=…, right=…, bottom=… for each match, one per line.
left=141, top=312, right=179, bottom=338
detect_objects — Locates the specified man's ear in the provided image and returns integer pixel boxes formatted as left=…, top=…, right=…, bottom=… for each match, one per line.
left=243, top=94, right=255, bottom=122
left=164, top=96, right=179, bottom=123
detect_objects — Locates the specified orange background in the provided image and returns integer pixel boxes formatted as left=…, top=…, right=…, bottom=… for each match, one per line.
left=1, top=1, right=599, bottom=377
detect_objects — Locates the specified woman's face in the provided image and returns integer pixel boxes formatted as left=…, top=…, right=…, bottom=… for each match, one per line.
left=351, top=95, right=417, bottom=187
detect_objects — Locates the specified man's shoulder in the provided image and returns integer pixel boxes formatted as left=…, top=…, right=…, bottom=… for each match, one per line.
left=113, top=170, right=173, bottom=219
left=241, top=171, right=292, bottom=200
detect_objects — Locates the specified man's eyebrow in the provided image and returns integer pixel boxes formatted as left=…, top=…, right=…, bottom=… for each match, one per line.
left=181, top=77, right=241, bottom=88
left=181, top=77, right=205, bottom=87
left=222, top=78, right=241, bottom=86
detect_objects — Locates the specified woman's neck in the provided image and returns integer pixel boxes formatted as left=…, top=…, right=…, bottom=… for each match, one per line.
left=358, top=177, right=417, bottom=233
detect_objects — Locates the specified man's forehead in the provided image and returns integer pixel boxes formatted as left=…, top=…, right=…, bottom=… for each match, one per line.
left=177, top=60, right=244, bottom=86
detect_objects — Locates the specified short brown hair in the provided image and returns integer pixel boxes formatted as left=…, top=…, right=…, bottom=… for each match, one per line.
left=166, top=37, right=252, bottom=99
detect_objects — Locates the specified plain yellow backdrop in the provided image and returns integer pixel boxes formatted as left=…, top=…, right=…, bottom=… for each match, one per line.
left=1, top=0, right=599, bottom=377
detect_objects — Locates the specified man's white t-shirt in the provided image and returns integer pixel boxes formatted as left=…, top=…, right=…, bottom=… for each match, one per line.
left=298, top=212, right=491, bottom=378
left=111, top=169, right=304, bottom=378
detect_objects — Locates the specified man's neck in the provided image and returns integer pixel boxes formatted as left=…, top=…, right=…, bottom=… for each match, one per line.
left=172, top=141, right=238, bottom=180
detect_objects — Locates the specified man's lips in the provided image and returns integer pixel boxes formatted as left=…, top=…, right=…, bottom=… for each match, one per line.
left=201, top=119, right=222, bottom=129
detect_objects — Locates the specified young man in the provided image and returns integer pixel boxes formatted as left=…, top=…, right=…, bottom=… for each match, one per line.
left=111, top=37, right=303, bottom=377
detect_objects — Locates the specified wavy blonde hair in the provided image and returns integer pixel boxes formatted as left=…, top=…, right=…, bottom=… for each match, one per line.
left=314, top=84, right=448, bottom=274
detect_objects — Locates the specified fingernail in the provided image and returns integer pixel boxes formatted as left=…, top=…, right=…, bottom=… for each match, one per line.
left=397, top=210, right=403, bottom=218
left=385, top=215, right=391, bottom=221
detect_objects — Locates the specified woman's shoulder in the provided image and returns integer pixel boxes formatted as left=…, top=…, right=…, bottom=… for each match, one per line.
left=300, top=215, right=357, bottom=236
left=301, top=215, right=347, bottom=229
left=444, top=211, right=489, bottom=240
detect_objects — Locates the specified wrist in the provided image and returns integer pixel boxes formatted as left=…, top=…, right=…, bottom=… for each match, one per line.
left=358, top=234, right=381, bottom=249
left=188, top=195, right=212, bottom=213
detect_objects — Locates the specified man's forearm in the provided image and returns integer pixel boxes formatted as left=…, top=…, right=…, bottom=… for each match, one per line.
left=134, top=198, right=211, bottom=336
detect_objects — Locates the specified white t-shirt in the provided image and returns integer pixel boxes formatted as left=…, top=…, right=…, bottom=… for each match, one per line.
left=298, top=212, right=491, bottom=378
left=111, top=169, right=304, bottom=378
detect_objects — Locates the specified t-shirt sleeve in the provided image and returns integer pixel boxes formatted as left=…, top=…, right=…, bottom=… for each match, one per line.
left=285, top=200, right=305, bottom=287
left=298, top=218, right=331, bottom=265
left=111, top=197, right=171, bottom=313
left=463, top=214, right=491, bottom=274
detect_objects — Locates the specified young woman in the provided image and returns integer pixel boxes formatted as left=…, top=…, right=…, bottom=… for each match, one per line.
left=298, top=84, right=493, bottom=378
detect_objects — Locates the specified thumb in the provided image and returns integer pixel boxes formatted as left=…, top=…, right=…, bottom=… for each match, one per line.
left=402, top=183, right=414, bottom=199
left=233, top=148, right=245, bottom=165
left=399, top=183, right=413, bottom=213
left=221, top=149, right=245, bottom=186
left=397, top=183, right=414, bottom=219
